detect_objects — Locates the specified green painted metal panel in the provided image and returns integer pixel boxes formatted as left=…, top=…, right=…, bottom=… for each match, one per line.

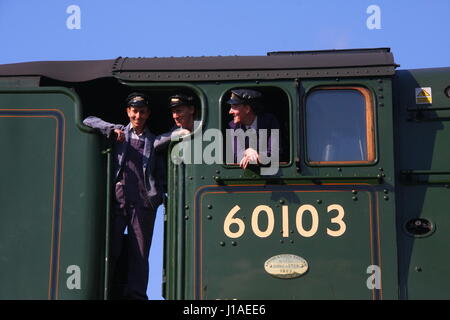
left=0, top=88, right=107, bottom=299
left=197, top=184, right=383, bottom=299
left=165, top=78, right=398, bottom=299
left=0, top=116, right=56, bottom=299
left=394, top=67, right=450, bottom=299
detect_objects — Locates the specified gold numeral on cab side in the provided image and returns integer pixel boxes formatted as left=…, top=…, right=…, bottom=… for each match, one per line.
left=223, top=203, right=346, bottom=239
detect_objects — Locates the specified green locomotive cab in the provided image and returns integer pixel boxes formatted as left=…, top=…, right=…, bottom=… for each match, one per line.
left=162, top=49, right=399, bottom=300
left=0, top=48, right=449, bottom=299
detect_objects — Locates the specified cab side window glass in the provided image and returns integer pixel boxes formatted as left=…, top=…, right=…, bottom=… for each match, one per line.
left=306, top=88, right=375, bottom=164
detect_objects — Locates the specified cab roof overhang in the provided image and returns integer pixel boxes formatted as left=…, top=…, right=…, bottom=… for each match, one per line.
left=0, top=48, right=398, bottom=83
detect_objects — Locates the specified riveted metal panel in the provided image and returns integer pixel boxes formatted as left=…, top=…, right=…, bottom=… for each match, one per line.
left=196, top=184, right=384, bottom=300
left=114, top=66, right=396, bottom=82
left=394, top=67, right=450, bottom=299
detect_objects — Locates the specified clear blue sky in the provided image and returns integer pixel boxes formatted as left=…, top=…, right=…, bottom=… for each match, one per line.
left=1, top=0, right=449, bottom=300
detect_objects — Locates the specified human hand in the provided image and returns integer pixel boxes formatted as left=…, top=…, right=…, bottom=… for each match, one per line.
left=171, top=128, right=191, bottom=139
left=114, top=129, right=125, bottom=142
left=239, top=148, right=260, bottom=169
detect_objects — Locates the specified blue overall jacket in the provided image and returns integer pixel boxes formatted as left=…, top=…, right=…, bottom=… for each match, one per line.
left=83, top=116, right=167, bottom=210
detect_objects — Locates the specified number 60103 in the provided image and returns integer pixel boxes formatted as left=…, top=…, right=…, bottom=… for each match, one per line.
left=223, top=204, right=346, bottom=239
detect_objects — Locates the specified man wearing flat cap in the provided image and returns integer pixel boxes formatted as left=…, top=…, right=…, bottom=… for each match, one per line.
left=154, top=93, right=197, bottom=151
left=168, top=93, right=196, bottom=133
left=83, top=92, right=165, bottom=300
left=227, top=88, right=281, bottom=170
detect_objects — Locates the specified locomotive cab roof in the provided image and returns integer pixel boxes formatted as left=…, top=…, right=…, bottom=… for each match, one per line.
left=0, top=47, right=398, bottom=83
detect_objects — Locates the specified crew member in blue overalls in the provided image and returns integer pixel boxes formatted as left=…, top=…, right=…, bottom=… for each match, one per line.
left=83, top=92, right=165, bottom=300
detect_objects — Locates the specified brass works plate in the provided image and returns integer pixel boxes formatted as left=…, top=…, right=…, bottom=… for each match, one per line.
left=264, top=254, right=309, bottom=279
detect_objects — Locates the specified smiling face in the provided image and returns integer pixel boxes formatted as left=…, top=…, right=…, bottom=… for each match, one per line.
left=127, top=105, right=150, bottom=133
left=229, top=103, right=253, bottom=126
left=171, top=105, right=195, bottom=131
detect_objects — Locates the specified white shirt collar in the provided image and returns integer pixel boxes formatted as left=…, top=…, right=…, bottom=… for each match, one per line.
left=131, top=127, right=146, bottom=139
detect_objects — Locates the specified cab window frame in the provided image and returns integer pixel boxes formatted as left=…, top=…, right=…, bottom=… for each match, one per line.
left=304, top=86, right=376, bottom=166
left=220, top=85, right=292, bottom=168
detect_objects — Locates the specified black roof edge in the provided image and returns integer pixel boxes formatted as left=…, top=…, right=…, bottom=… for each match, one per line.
left=267, top=47, right=391, bottom=56
left=0, top=48, right=398, bottom=82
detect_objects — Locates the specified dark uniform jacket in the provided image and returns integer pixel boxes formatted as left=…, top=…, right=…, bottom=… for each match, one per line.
left=83, top=116, right=166, bottom=210
left=228, top=112, right=282, bottom=161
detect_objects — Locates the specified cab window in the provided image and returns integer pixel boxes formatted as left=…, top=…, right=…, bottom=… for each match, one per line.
left=221, top=86, right=290, bottom=164
left=305, top=87, right=375, bottom=164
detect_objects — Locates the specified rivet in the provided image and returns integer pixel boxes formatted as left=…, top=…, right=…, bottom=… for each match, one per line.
left=219, top=241, right=225, bottom=247
left=316, top=199, right=322, bottom=204
left=384, top=195, right=389, bottom=200
left=352, top=196, right=358, bottom=201
left=207, top=215, right=212, bottom=220
left=279, top=199, right=285, bottom=204
left=207, top=204, right=213, bottom=209
left=231, top=241, right=237, bottom=246
left=352, top=190, right=358, bottom=194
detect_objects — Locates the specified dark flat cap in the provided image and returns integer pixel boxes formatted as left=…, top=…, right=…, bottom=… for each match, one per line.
left=126, top=92, right=150, bottom=108
left=169, top=94, right=194, bottom=108
left=227, top=89, right=262, bottom=105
